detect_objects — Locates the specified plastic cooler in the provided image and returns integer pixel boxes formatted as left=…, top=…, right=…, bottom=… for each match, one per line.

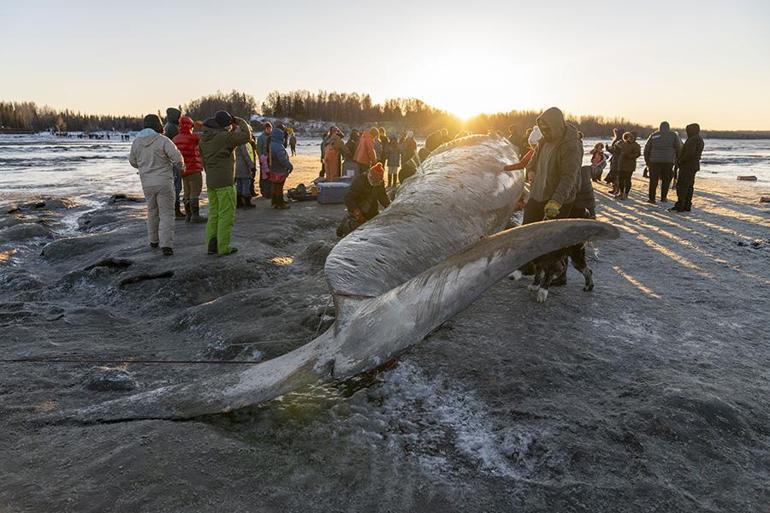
left=317, top=182, right=350, bottom=204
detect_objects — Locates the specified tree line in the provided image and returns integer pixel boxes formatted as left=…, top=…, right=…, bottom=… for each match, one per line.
left=2, top=92, right=767, bottom=139
left=0, top=101, right=143, bottom=132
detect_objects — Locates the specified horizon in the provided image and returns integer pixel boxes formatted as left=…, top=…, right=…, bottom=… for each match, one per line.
left=2, top=0, right=769, bottom=131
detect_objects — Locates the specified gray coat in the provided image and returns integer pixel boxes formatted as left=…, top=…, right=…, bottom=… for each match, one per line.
left=644, top=122, right=682, bottom=164
left=235, top=144, right=255, bottom=179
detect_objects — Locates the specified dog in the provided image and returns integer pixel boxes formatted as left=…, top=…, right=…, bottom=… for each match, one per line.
left=525, top=242, right=594, bottom=303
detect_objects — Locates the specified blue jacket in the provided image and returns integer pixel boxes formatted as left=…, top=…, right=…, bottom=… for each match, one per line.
left=269, top=128, right=293, bottom=176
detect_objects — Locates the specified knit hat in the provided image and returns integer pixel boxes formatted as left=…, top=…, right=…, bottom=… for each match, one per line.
left=369, top=162, right=385, bottom=182
left=214, top=110, right=233, bottom=128
left=143, top=114, right=163, bottom=133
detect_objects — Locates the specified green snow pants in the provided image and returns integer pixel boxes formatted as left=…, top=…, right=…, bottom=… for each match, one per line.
left=205, top=185, right=237, bottom=255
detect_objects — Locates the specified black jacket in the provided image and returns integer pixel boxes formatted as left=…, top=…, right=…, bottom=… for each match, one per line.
left=678, top=124, right=704, bottom=173
left=345, top=174, right=390, bottom=220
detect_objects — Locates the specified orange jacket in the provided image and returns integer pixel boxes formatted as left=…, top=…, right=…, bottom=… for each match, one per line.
left=354, top=131, right=377, bottom=167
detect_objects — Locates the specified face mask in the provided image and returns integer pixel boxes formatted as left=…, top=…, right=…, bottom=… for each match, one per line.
left=528, top=126, right=543, bottom=146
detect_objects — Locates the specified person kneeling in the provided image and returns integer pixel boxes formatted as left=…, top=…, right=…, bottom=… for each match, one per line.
left=337, top=163, right=391, bottom=237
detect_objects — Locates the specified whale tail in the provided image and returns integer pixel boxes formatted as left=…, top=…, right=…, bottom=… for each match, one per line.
left=50, top=219, right=618, bottom=424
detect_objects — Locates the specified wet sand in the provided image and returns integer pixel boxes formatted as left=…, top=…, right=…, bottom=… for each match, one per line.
left=1, top=159, right=769, bottom=512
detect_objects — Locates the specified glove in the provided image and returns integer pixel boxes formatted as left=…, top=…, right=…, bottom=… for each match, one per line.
left=352, top=209, right=365, bottom=224
left=544, top=200, right=561, bottom=220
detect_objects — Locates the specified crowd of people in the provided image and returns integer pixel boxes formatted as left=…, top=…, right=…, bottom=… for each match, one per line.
left=583, top=121, right=705, bottom=211
left=128, top=104, right=704, bottom=260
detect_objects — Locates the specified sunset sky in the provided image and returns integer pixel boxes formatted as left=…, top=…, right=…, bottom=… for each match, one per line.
left=2, top=0, right=769, bottom=130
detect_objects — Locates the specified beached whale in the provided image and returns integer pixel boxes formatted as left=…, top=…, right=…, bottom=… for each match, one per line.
left=66, top=135, right=619, bottom=422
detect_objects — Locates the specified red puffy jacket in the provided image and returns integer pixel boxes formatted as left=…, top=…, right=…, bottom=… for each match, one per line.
left=173, top=116, right=203, bottom=176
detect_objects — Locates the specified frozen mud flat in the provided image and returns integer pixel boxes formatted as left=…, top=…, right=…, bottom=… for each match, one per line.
left=0, top=176, right=769, bottom=512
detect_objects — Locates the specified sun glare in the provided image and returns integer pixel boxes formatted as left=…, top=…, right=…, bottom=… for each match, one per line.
left=414, top=52, right=530, bottom=121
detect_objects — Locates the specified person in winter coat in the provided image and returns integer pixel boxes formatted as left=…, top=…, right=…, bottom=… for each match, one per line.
left=354, top=127, right=379, bottom=174
left=198, top=110, right=253, bottom=256
left=235, top=143, right=256, bottom=209
left=573, top=164, right=597, bottom=218
left=376, top=127, right=388, bottom=166
left=256, top=122, right=273, bottom=199
left=288, top=129, right=297, bottom=156
left=129, top=114, right=185, bottom=256
left=323, top=127, right=348, bottom=181
left=385, top=134, right=401, bottom=187
left=604, top=128, right=622, bottom=192
left=342, top=129, right=360, bottom=177
left=615, top=132, right=642, bottom=200
left=523, top=107, right=582, bottom=223
left=400, top=131, right=417, bottom=165
left=338, top=162, right=391, bottom=236
left=671, top=123, right=704, bottom=213
left=268, top=127, right=293, bottom=209
left=644, top=121, right=682, bottom=203
left=163, top=107, right=184, bottom=219
left=589, top=142, right=607, bottom=182
left=172, top=116, right=206, bottom=223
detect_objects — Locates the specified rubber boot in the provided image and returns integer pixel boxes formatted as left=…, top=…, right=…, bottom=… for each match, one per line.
left=184, top=200, right=192, bottom=223
left=175, top=200, right=185, bottom=220
left=190, top=198, right=206, bottom=223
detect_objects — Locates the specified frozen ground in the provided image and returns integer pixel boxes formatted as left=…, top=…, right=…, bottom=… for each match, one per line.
left=0, top=151, right=769, bottom=512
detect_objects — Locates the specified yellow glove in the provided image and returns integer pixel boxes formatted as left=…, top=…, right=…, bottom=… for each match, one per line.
left=544, top=200, right=561, bottom=220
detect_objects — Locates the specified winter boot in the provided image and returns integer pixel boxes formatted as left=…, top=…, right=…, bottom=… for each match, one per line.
left=207, top=237, right=217, bottom=255
left=175, top=200, right=185, bottom=220
left=190, top=198, right=206, bottom=223
left=184, top=200, right=192, bottom=223
left=242, top=196, right=255, bottom=209
left=236, top=196, right=244, bottom=209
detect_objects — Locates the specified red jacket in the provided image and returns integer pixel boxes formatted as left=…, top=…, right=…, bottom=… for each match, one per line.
left=173, top=116, right=203, bottom=176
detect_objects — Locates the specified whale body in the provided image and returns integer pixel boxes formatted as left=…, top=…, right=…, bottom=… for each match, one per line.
left=66, top=135, right=618, bottom=422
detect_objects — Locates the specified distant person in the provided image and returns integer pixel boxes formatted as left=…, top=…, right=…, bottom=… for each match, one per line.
left=163, top=107, right=184, bottom=219
left=128, top=114, right=185, bottom=256
left=502, top=125, right=542, bottom=172
left=288, top=129, right=297, bottom=156
left=343, top=129, right=361, bottom=177
left=354, top=127, right=379, bottom=174
left=235, top=142, right=256, bottom=209
left=524, top=107, right=581, bottom=223
left=385, top=133, right=401, bottom=187
left=172, top=116, right=206, bottom=223
left=268, top=126, right=293, bottom=209
left=376, top=127, right=388, bottom=166
left=589, top=142, right=607, bottom=182
left=199, top=110, right=253, bottom=256
left=605, top=128, right=623, bottom=194
left=670, top=123, right=704, bottom=213
left=616, top=132, right=642, bottom=200
left=323, top=127, right=347, bottom=181
left=337, top=163, right=391, bottom=237
left=644, top=121, right=682, bottom=204
left=399, top=131, right=417, bottom=173
left=256, top=122, right=273, bottom=199
left=320, top=126, right=334, bottom=177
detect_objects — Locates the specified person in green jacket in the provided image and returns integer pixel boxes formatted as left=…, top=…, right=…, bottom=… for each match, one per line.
left=198, top=110, right=253, bottom=256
